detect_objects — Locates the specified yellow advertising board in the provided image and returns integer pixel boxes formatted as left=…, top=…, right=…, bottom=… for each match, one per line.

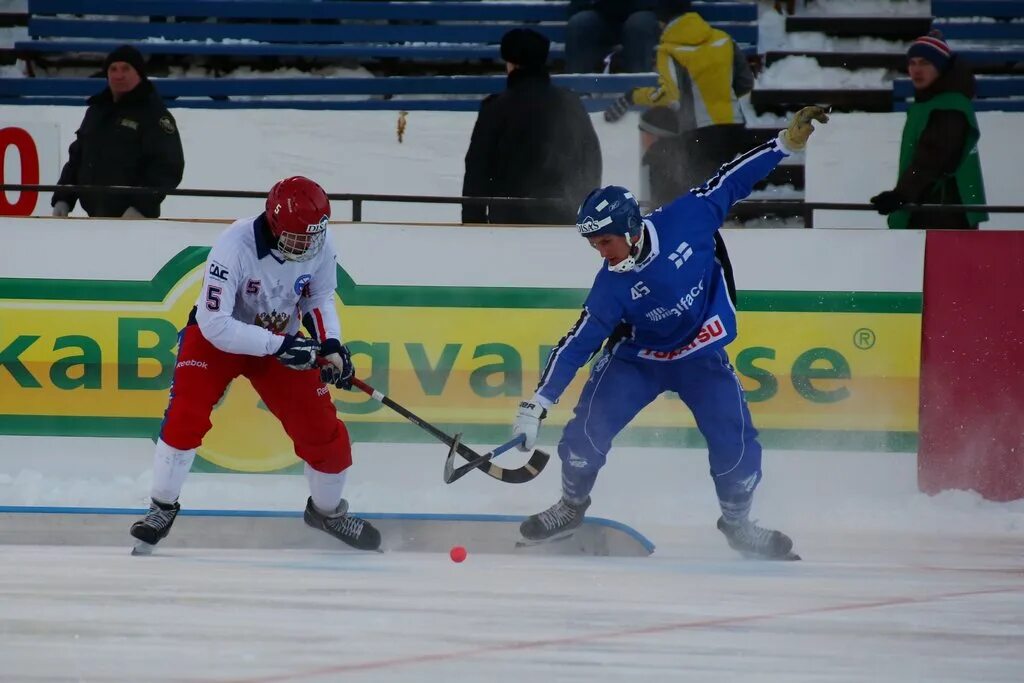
left=0, top=246, right=921, bottom=473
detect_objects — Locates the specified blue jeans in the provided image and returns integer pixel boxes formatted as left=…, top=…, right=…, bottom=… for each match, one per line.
left=557, top=348, right=763, bottom=517
left=565, top=10, right=659, bottom=73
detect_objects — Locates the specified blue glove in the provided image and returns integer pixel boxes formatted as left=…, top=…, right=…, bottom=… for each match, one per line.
left=274, top=334, right=319, bottom=370
left=319, top=338, right=355, bottom=390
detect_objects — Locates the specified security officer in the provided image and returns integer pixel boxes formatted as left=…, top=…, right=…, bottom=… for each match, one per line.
left=52, top=45, right=184, bottom=219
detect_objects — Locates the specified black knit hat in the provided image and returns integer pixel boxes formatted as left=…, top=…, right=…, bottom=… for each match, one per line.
left=103, top=44, right=147, bottom=79
left=500, top=28, right=550, bottom=69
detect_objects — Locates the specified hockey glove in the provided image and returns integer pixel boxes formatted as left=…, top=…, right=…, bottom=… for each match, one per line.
left=603, top=89, right=634, bottom=123
left=319, top=338, right=355, bottom=390
left=52, top=201, right=71, bottom=217
left=779, top=105, right=829, bottom=153
left=512, top=398, right=547, bottom=452
left=870, top=190, right=906, bottom=215
left=274, top=334, right=319, bottom=370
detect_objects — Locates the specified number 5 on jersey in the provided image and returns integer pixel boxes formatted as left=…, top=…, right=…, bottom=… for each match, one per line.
left=206, top=285, right=222, bottom=311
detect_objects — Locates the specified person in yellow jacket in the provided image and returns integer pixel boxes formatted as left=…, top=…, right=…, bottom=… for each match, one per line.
left=604, top=1, right=755, bottom=207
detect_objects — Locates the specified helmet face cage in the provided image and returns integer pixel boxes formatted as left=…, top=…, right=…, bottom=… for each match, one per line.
left=266, top=176, right=331, bottom=262
left=276, top=218, right=327, bottom=262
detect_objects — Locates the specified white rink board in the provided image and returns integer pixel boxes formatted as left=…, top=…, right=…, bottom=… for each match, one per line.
left=0, top=106, right=643, bottom=223
left=0, top=217, right=926, bottom=292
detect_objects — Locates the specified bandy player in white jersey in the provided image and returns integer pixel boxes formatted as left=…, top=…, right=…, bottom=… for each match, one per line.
left=130, top=176, right=381, bottom=553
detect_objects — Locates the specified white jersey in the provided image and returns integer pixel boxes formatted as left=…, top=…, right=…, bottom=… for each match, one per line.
left=193, top=215, right=342, bottom=357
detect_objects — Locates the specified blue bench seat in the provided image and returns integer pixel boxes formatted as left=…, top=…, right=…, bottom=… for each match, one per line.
left=28, top=0, right=758, bottom=23
left=25, top=16, right=758, bottom=46
left=19, top=0, right=759, bottom=64
left=0, top=73, right=657, bottom=98
left=932, top=1, right=1024, bottom=19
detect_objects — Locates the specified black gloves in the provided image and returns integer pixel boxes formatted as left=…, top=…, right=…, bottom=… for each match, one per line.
left=870, top=190, right=907, bottom=215
left=318, top=338, right=355, bottom=390
left=603, top=89, right=635, bottom=123
left=274, top=334, right=319, bottom=370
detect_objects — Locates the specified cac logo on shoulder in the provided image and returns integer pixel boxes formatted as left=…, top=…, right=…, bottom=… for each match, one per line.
left=293, top=273, right=312, bottom=296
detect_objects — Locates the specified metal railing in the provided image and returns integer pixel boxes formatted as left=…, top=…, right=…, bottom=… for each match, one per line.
left=4, top=183, right=1024, bottom=226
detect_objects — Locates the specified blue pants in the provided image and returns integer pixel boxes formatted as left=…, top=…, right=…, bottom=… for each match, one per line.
left=565, top=10, right=659, bottom=73
left=558, top=348, right=763, bottom=518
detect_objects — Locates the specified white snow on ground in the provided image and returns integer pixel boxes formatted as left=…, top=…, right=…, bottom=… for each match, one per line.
left=757, top=54, right=892, bottom=89
left=0, top=59, right=26, bottom=77
left=758, top=4, right=914, bottom=54
left=757, top=56, right=891, bottom=89
left=748, top=183, right=803, bottom=199
left=0, top=25, right=27, bottom=48
left=3, top=434, right=1024, bottom=682
left=3, top=435, right=1024, bottom=541
left=797, top=0, right=931, bottom=16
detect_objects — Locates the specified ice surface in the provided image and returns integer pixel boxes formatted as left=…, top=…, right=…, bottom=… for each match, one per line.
left=2, top=438, right=1024, bottom=680
left=1, top=529, right=1022, bottom=682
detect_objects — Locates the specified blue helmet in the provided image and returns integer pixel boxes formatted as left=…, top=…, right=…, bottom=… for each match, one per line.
left=576, top=186, right=643, bottom=241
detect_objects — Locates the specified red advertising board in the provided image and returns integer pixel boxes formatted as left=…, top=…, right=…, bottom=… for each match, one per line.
left=918, top=231, right=1024, bottom=501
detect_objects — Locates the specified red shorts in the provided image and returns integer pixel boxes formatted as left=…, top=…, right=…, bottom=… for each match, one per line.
left=160, top=325, right=352, bottom=473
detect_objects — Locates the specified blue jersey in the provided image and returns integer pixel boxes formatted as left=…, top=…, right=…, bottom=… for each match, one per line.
left=536, top=138, right=789, bottom=405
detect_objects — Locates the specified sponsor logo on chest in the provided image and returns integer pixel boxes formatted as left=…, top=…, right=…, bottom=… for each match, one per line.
left=644, top=280, right=704, bottom=322
left=637, top=315, right=726, bottom=361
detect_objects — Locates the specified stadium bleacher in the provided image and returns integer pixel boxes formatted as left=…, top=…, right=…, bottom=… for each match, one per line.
left=3, top=0, right=1021, bottom=213
left=15, top=0, right=758, bottom=70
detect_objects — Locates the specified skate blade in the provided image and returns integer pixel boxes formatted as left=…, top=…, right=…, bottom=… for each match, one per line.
left=514, top=532, right=575, bottom=549
left=131, top=541, right=156, bottom=556
left=738, top=549, right=801, bottom=561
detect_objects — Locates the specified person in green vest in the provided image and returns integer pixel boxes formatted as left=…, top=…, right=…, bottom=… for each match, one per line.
left=871, top=34, right=987, bottom=230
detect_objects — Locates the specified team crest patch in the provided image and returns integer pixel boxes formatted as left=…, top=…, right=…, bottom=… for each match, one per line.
left=294, top=273, right=313, bottom=296
left=254, top=310, right=290, bottom=333
left=158, top=116, right=176, bottom=134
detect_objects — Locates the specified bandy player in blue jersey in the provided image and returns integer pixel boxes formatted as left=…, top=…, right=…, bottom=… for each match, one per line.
left=512, top=106, right=829, bottom=559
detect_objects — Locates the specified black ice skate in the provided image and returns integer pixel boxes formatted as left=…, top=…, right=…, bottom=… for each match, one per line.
left=303, top=497, right=381, bottom=551
left=717, top=516, right=800, bottom=561
left=130, top=498, right=180, bottom=555
left=519, top=496, right=591, bottom=543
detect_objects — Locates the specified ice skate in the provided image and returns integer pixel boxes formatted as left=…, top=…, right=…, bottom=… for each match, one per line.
left=303, top=497, right=381, bottom=551
left=518, top=496, right=590, bottom=544
left=717, top=516, right=800, bottom=561
left=130, top=498, right=180, bottom=555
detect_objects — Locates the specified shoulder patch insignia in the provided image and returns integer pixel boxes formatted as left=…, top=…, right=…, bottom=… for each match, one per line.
left=159, top=116, right=176, bottom=134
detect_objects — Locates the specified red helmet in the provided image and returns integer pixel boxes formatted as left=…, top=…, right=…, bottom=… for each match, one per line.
left=265, top=176, right=331, bottom=261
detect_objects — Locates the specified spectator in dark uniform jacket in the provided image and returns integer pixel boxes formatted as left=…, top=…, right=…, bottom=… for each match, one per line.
left=462, top=28, right=602, bottom=225
left=52, top=45, right=185, bottom=219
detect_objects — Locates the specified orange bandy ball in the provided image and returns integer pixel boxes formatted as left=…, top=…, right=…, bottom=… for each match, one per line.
left=449, top=545, right=467, bottom=563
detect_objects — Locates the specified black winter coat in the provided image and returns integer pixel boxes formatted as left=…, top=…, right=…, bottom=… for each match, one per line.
left=53, top=79, right=184, bottom=218
left=462, top=67, right=602, bottom=225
